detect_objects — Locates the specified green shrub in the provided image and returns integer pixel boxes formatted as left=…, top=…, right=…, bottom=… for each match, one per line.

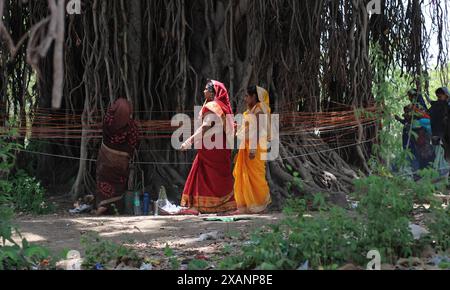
left=0, top=203, right=52, bottom=270
left=0, top=239, right=52, bottom=270
left=8, top=171, right=54, bottom=215
left=427, top=207, right=450, bottom=253
left=220, top=206, right=361, bottom=270
left=221, top=170, right=449, bottom=270
left=0, top=130, right=21, bottom=175
left=1, top=132, right=53, bottom=215
left=0, top=203, right=15, bottom=246
left=353, top=169, right=446, bottom=263
left=353, top=175, right=415, bottom=263
left=164, top=244, right=181, bottom=270
left=80, top=233, right=141, bottom=269
left=0, top=132, right=56, bottom=269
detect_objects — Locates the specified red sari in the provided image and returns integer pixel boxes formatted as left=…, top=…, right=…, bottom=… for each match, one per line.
left=96, top=98, right=139, bottom=212
left=181, top=81, right=236, bottom=213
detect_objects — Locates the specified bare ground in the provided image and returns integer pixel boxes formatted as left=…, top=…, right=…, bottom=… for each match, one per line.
left=13, top=211, right=282, bottom=269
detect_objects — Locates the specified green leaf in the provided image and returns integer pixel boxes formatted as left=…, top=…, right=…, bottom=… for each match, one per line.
left=187, top=259, right=209, bottom=270
left=22, top=239, right=29, bottom=250
left=258, top=262, right=278, bottom=270
left=164, top=245, right=174, bottom=257
left=24, top=246, right=49, bottom=260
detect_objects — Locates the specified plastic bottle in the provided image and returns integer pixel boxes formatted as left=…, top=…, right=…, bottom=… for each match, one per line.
left=133, top=192, right=142, bottom=216
left=154, top=186, right=167, bottom=216
left=153, top=201, right=159, bottom=216
left=143, top=192, right=150, bottom=215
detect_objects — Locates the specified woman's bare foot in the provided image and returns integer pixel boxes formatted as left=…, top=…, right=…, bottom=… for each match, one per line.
left=178, top=208, right=200, bottom=216
left=95, top=206, right=108, bottom=216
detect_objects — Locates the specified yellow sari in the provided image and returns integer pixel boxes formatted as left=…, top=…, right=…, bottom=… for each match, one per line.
left=233, top=87, right=271, bottom=213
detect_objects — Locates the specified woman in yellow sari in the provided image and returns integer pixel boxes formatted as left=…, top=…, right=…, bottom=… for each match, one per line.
left=233, top=86, right=271, bottom=214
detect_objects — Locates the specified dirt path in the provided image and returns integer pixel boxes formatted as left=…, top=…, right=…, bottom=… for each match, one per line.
left=14, top=213, right=282, bottom=269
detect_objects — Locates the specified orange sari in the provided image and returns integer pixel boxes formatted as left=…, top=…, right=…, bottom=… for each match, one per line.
left=233, top=87, right=271, bottom=213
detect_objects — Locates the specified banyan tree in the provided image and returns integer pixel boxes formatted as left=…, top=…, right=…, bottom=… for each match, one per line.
left=0, top=0, right=449, bottom=208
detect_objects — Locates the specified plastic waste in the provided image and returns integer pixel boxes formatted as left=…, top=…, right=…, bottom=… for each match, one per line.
left=69, top=204, right=92, bottom=214
left=428, top=256, right=450, bottom=266
left=133, top=192, right=142, bottom=216
left=198, top=231, right=222, bottom=241
left=95, top=263, right=104, bottom=270
left=409, top=223, right=429, bottom=240
left=297, top=260, right=309, bottom=270
left=139, top=263, right=153, bottom=270
left=154, top=186, right=183, bottom=215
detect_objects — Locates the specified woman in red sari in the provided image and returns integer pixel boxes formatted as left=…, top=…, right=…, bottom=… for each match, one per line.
left=95, top=98, right=139, bottom=215
left=179, top=80, right=236, bottom=215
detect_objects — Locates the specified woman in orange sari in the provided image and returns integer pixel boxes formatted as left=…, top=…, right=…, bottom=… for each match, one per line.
left=179, top=80, right=237, bottom=215
left=233, top=86, right=271, bottom=214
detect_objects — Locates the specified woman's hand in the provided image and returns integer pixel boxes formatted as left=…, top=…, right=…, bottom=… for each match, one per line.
left=180, top=140, right=192, bottom=151
left=249, top=149, right=256, bottom=160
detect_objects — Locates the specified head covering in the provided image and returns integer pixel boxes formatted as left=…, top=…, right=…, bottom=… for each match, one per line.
left=103, top=98, right=138, bottom=154
left=255, top=86, right=272, bottom=142
left=201, top=80, right=235, bottom=147
left=211, top=80, right=233, bottom=115
left=105, top=98, right=133, bottom=130
left=256, top=86, right=271, bottom=114
left=436, top=87, right=450, bottom=98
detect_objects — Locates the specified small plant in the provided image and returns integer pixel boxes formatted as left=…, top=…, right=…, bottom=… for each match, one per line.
left=1, top=132, right=53, bottom=215
left=80, top=233, right=141, bottom=270
left=427, top=207, right=450, bottom=253
left=187, top=259, right=209, bottom=270
left=221, top=244, right=233, bottom=255
left=8, top=171, right=54, bottom=215
left=0, top=128, right=22, bottom=176
left=0, top=239, right=52, bottom=270
left=164, top=244, right=180, bottom=270
left=0, top=204, right=53, bottom=270
left=220, top=204, right=361, bottom=270
left=352, top=175, right=416, bottom=263
left=439, top=261, right=450, bottom=269
left=0, top=204, right=16, bottom=247
left=221, top=168, right=449, bottom=270
left=285, top=164, right=303, bottom=193
left=282, top=197, right=306, bottom=217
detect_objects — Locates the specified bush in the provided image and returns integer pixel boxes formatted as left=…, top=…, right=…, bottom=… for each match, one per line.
left=353, top=169, right=447, bottom=263
left=220, top=206, right=361, bottom=270
left=80, top=233, right=141, bottom=270
left=0, top=132, right=55, bottom=269
left=353, top=175, right=415, bottom=263
left=0, top=204, right=52, bottom=270
left=220, top=170, right=449, bottom=270
left=1, top=133, right=53, bottom=215
left=1, top=170, right=53, bottom=215
left=427, top=207, right=450, bottom=253
left=8, top=171, right=54, bottom=215
left=0, top=202, right=15, bottom=246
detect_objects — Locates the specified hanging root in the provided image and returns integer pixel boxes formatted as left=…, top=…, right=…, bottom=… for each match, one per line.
left=1, top=0, right=449, bottom=203
left=266, top=131, right=359, bottom=209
